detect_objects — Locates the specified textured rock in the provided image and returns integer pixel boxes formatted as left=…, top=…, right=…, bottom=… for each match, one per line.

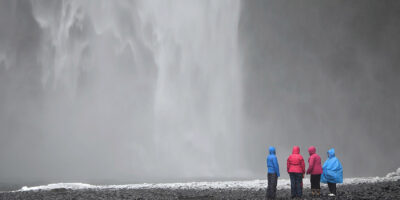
left=1, top=180, right=399, bottom=199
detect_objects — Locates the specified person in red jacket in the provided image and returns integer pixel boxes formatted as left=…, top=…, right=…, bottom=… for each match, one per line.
left=287, top=146, right=305, bottom=199
left=306, top=146, right=323, bottom=197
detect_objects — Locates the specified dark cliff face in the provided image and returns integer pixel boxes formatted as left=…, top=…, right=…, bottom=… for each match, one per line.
left=239, top=0, right=400, bottom=178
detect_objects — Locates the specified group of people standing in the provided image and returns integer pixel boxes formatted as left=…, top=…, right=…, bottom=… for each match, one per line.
left=266, top=146, right=343, bottom=199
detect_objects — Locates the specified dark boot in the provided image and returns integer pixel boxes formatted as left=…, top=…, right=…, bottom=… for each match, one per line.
left=311, top=189, right=315, bottom=197
left=316, top=189, right=321, bottom=197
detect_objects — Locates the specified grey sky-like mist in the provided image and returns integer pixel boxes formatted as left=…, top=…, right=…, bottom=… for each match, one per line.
left=0, top=0, right=399, bottom=187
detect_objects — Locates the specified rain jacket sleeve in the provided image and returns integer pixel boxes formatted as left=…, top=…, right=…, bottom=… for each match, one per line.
left=273, top=156, right=280, bottom=177
left=286, top=157, right=290, bottom=173
left=321, top=160, right=327, bottom=183
left=301, top=157, right=305, bottom=174
left=307, top=156, right=314, bottom=174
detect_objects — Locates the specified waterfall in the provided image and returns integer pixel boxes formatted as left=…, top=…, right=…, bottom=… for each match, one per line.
left=0, top=0, right=246, bottom=181
left=140, top=0, right=243, bottom=177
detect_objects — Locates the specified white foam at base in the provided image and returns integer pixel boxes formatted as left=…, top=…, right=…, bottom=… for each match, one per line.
left=20, top=183, right=94, bottom=191
left=18, top=168, right=400, bottom=192
left=386, top=167, right=400, bottom=178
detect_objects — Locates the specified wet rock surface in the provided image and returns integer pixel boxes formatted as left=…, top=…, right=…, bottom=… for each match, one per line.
left=1, top=180, right=399, bottom=199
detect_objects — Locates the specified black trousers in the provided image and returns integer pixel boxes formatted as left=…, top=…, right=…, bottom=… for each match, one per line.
left=310, top=174, right=321, bottom=189
left=289, top=173, right=303, bottom=198
left=328, top=182, right=337, bottom=195
left=266, top=173, right=278, bottom=199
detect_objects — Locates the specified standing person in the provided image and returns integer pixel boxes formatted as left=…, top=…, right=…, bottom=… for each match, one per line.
left=287, top=146, right=305, bottom=199
left=306, top=146, right=323, bottom=197
left=321, top=148, right=343, bottom=197
left=266, top=146, right=280, bottom=199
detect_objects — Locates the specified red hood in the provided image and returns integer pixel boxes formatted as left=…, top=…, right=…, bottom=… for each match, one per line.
left=292, top=146, right=300, bottom=154
left=308, top=146, right=316, bottom=155
left=287, top=146, right=305, bottom=174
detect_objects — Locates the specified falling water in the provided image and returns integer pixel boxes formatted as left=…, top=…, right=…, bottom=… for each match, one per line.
left=0, top=0, right=245, bottom=182
left=140, top=1, right=243, bottom=178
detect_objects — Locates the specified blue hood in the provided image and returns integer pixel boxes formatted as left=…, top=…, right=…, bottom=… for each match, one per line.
left=328, top=148, right=335, bottom=158
left=269, top=146, right=276, bottom=155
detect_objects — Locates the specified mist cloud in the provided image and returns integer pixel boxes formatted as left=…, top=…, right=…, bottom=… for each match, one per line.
left=0, top=0, right=399, bottom=187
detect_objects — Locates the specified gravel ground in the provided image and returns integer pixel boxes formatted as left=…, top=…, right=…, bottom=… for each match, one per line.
left=1, top=180, right=399, bottom=200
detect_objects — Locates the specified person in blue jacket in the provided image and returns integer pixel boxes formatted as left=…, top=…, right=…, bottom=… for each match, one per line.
left=266, top=146, right=280, bottom=199
left=321, top=148, right=343, bottom=197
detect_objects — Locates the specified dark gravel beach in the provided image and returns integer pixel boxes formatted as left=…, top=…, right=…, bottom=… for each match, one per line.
left=1, top=180, right=399, bottom=200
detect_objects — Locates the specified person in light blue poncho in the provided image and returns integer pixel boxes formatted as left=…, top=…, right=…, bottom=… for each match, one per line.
left=321, top=148, right=343, bottom=197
